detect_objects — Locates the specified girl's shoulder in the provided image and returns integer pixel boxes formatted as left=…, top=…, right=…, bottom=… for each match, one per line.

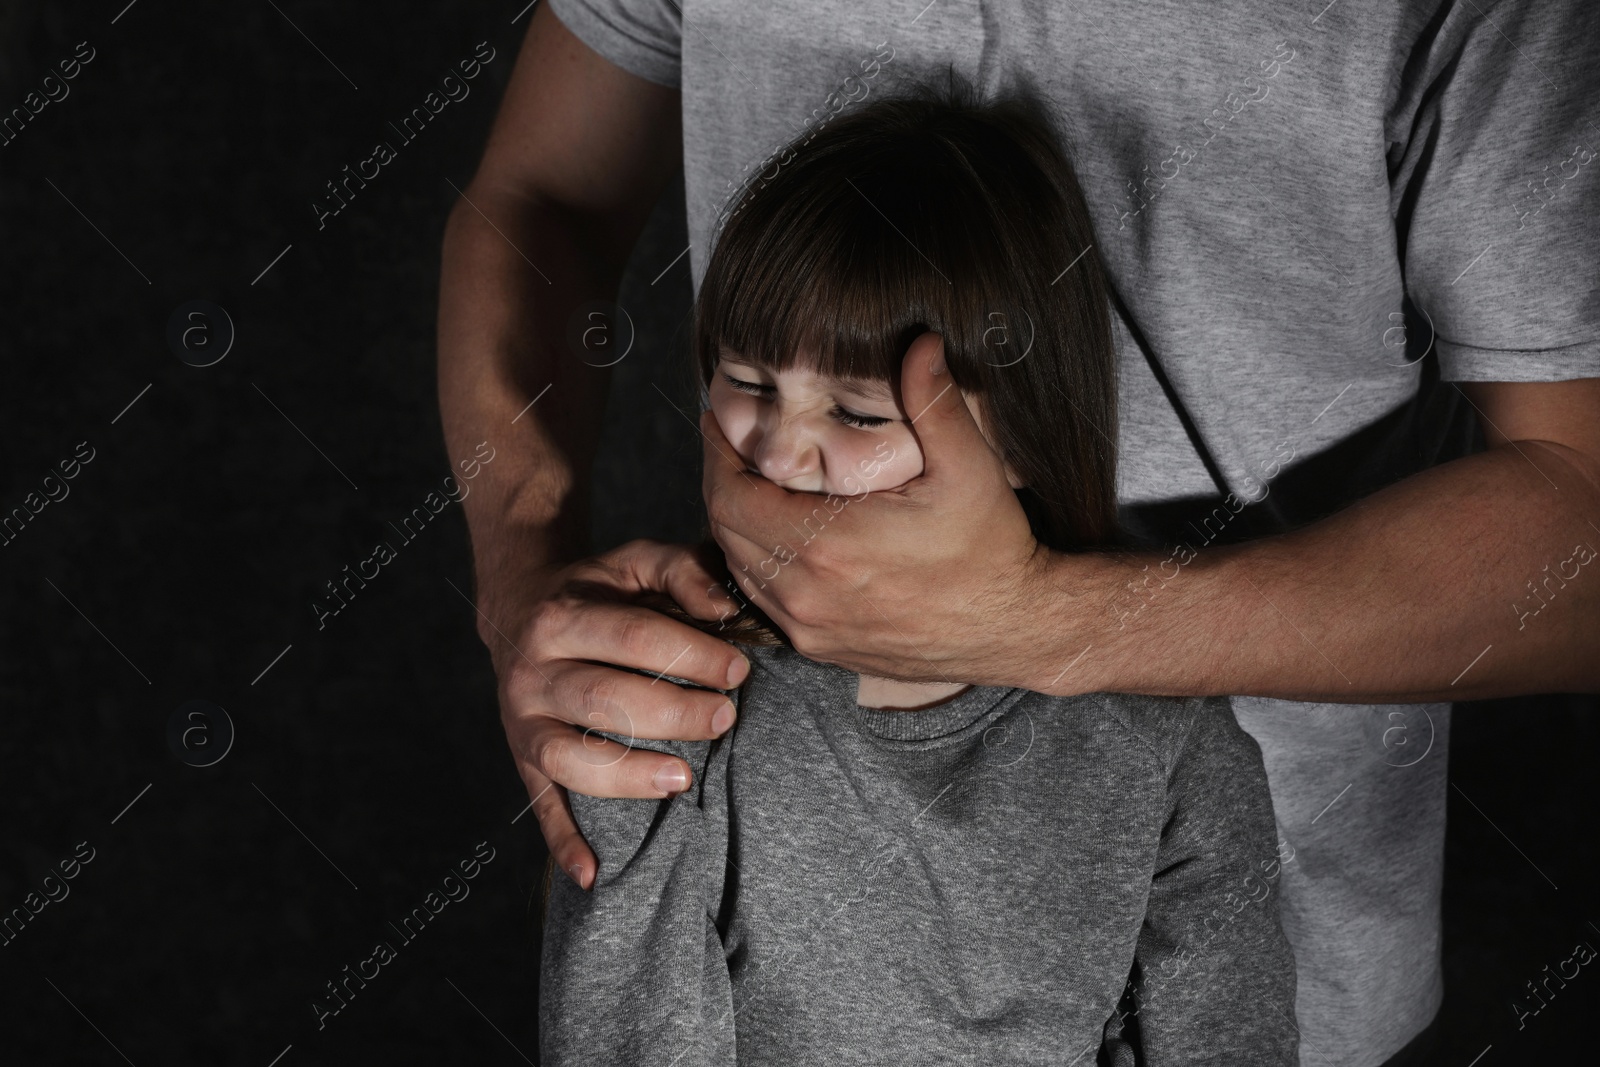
left=1070, top=691, right=1242, bottom=779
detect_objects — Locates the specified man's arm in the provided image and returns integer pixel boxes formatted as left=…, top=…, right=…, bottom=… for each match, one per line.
left=1067, top=376, right=1600, bottom=703
left=702, top=343, right=1599, bottom=703
left=439, top=2, right=678, bottom=608
left=439, top=4, right=751, bottom=888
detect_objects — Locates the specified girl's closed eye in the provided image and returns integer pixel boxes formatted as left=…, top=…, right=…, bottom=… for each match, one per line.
left=831, top=408, right=891, bottom=429
left=718, top=371, right=893, bottom=429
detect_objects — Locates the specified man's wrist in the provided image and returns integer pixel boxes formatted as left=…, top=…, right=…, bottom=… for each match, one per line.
left=1040, top=535, right=1273, bottom=700
left=468, top=547, right=561, bottom=652
left=1020, top=545, right=1145, bottom=697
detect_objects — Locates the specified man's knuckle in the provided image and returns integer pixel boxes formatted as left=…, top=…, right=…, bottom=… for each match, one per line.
left=657, top=698, right=696, bottom=735
left=530, top=779, right=564, bottom=820
left=504, top=652, right=543, bottom=690
left=524, top=599, right=561, bottom=648
left=576, top=671, right=620, bottom=715
left=614, top=612, right=656, bottom=655
left=532, top=734, right=570, bottom=782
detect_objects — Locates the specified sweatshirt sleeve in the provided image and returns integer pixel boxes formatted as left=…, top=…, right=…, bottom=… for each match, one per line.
left=538, top=729, right=738, bottom=1067
left=1120, top=698, right=1301, bottom=1066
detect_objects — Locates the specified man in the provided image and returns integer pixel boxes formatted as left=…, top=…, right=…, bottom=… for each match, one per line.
left=436, top=2, right=1600, bottom=1063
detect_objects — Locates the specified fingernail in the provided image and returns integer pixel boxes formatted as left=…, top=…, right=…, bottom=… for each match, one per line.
left=726, top=655, right=751, bottom=688
left=712, top=700, right=737, bottom=734
left=930, top=351, right=946, bottom=375
left=654, top=763, right=690, bottom=795
left=566, top=862, right=586, bottom=888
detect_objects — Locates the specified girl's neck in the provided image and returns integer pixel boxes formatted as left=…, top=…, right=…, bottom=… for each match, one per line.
left=854, top=672, right=972, bottom=711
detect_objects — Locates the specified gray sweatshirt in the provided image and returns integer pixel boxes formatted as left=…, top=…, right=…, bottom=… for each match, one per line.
left=540, top=641, right=1299, bottom=1066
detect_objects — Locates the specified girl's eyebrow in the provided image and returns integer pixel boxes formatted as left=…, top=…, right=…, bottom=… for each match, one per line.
left=718, top=353, right=894, bottom=402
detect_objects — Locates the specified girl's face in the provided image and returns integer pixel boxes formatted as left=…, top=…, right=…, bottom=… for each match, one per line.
left=709, top=346, right=1020, bottom=496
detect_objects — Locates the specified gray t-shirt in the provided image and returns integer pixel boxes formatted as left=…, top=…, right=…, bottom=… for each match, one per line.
left=544, top=2, right=1600, bottom=1061
left=541, top=641, right=1299, bottom=1065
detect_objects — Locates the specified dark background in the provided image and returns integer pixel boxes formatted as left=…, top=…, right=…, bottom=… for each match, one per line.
left=0, top=2, right=1594, bottom=1064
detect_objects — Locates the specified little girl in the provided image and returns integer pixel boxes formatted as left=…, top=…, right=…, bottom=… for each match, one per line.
left=539, top=73, right=1299, bottom=1066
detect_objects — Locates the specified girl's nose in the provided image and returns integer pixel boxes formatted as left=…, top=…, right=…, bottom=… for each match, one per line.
left=752, top=416, right=821, bottom=486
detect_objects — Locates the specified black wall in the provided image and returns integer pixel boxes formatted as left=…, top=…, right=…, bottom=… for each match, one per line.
left=0, top=3, right=1593, bottom=1064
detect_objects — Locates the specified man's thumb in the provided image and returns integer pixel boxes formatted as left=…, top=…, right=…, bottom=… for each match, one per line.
left=899, top=331, right=986, bottom=479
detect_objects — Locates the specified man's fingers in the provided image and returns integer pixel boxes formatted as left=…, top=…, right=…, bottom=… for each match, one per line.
left=524, top=730, right=698, bottom=893
left=699, top=407, right=750, bottom=484
left=536, top=582, right=750, bottom=692
left=700, top=407, right=790, bottom=535
left=525, top=769, right=596, bottom=892
left=613, top=535, right=743, bottom=625
left=523, top=717, right=696, bottom=799
left=541, top=659, right=737, bottom=741
left=498, top=538, right=757, bottom=889
left=707, top=522, right=800, bottom=623
left=669, top=538, right=748, bottom=623
left=596, top=536, right=713, bottom=592
left=579, top=537, right=753, bottom=684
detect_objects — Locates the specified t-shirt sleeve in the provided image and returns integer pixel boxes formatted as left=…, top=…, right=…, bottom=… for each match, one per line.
left=538, top=733, right=737, bottom=1067
left=1120, top=698, right=1301, bottom=1065
left=1390, top=0, right=1600, bottom=382
left=546, top=0, right=683, bottom=89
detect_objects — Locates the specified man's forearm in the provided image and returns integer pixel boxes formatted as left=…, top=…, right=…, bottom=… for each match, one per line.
left=437, top=183, right=623, bottom=643
left=1048, top=442, right=1600, bottom=703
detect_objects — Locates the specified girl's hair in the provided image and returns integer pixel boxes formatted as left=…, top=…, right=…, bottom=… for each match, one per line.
left=673, top=71, right=1120, bottom=643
